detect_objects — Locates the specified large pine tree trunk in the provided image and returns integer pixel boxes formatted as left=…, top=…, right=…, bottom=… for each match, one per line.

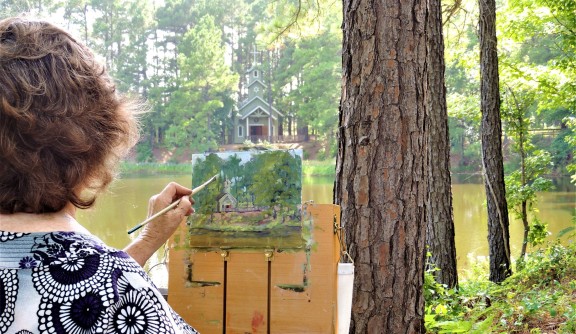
left=335, top=0, right=428, bottom=332
left=425, top=0, right=458, bottom=288
left=479, top=0, right=512, bottom=283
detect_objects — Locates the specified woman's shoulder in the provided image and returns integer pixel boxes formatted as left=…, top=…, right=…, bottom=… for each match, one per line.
left=0, top=230, right=199, bottom=333
left=0, top=230, right=138, bottom=270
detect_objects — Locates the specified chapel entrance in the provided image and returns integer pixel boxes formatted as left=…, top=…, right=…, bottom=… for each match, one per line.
left=250, top=126, right=264, bottom=136
left=249, top=125, right=269, bottom=140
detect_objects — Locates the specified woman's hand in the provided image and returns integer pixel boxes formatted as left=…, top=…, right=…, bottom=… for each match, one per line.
left=124, top=182, right=194, bottom=266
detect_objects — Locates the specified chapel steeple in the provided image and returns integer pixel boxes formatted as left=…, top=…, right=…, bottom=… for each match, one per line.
left=233, top=45, right=283, bottom=144
left=246, top=46, right=266, bottom=100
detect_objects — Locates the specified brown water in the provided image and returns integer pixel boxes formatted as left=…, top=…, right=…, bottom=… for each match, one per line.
left=77, top=174, right=576, bottom=284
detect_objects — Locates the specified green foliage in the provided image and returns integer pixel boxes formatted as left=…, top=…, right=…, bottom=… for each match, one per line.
left=119, top=162, right=190, bottom=175
left=526, top=216, right=548, bottom=246
left=240, top=140, right=275, bottom=150
left=505, top=158, right=553, bottom=209
left=513, top=242, right=576, bottom=287
left=503, top=0, right=576, bottom=111
left=499, top=0, right=576, bottom=179
left=501, top=85, right=554, bottom=258
left=285, top=31, right=341, bottom=133
left=256, top=1, right=341, bottom=155
left=564, top=117, right=576, bottom=183
left=164, top=15, right=239, bottom=152
left=549, top=128, right=575, bottom=171
left=424, top=261, right=474, bottom=333
left=443, top=0, right=575, bottom=174
left=302, top=160, right=335, bottom=177
left=0, top=0, right=31, bottom=16
left=136, top=141, right=154, bottom=162
left=426, top=241, right=576, bottom=333
left=461, top=141, right=482, bottom=172
left=155, top=0, right=196, bottom=34
left=16, top=0, right=572, bottom=172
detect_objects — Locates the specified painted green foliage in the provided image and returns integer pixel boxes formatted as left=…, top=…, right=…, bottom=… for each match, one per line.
left=189, top=150, right=302, bottom=232
left=191, top=153, right=225, bottom=214
left=248, top=150, right=302, bottom=211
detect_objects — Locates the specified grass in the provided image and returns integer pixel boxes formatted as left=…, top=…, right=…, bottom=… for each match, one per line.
left=119, top=162, right=191, bottom=175
left=302, top=159, right=336, bottom=177
left=425, top=237, right=576, bottom=333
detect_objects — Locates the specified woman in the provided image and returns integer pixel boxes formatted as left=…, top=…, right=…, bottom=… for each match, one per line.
left=0, top=17, right=198, bottom=333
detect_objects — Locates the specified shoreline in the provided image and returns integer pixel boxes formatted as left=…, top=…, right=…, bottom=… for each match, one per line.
left=120, top=159, right=338, bottom=177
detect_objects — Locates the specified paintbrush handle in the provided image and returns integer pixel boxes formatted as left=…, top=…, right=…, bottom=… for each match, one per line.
left=127, top=174, right=219, bottom=234
left=127, top=199, right=182, bottom=234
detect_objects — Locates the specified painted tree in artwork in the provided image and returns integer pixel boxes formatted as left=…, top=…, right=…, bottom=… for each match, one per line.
left=334, top=0, right=429, bottom=332
left=191, top=154, right=224, bottom=214
left=250, top=151, right=302, bottom=214
left=479, top=0, right=512, bottom=283
left=222, top=154, right=244, bottom=199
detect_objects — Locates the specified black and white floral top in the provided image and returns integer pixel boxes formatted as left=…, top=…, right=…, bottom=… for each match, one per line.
left=0, top=231, right=198, bottom=334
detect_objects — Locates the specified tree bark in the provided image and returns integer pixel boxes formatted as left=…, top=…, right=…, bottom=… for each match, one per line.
left=521, top=200, right=528, bottom=258
left=425, top=0, right=458, bottom=288
left=519, top=120, right=529, bottom=259
left=335, top=0, right=428, bottom=332
left=479, top=0, right=512, bottom=283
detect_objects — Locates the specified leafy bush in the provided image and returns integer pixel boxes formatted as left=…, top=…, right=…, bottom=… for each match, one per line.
left=425, top=241, right=576, bottom=333
left=136, top=141, right=154, bottom=162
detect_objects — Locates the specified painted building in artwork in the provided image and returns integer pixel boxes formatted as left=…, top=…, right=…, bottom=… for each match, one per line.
left=233, top=60, right=283, bottom=144
left=216, top=178, right=237, bottom=212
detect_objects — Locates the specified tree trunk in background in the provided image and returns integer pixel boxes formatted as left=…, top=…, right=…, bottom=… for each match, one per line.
left=479, top=0, right=512, bottom=283
left=335, top=0, right=428, bottom=332
left=425, top=0, right=458, bottom=288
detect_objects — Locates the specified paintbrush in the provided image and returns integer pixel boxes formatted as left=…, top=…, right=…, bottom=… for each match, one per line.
left=127, top=173, right=219, bottom=234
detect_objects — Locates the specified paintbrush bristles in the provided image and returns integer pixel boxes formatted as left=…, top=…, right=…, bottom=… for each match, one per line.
left=190, top=173, right=219, bottom=196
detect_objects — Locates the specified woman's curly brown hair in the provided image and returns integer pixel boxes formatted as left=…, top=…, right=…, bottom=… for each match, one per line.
left=0, top=17, right=140, bottom=214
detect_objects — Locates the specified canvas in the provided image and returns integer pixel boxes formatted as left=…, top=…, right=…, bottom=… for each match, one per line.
left=187, top=149, right=307, bottom=250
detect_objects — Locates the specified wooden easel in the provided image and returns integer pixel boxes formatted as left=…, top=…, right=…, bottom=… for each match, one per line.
left=168, top=203, right=341, bottom=334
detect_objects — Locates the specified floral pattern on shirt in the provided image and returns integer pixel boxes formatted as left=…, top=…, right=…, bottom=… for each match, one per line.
left=0, top=231, right=199, bottom=334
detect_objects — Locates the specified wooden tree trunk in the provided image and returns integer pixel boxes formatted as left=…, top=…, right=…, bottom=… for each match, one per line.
left=425, top=0, right=458, bottom=288
left=479, top=0, right=512, bottom=283
left=335, top=0, right=428, bottom=332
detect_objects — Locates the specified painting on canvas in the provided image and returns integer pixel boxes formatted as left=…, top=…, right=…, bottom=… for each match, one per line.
left=187, top=149, right=308, bottom=250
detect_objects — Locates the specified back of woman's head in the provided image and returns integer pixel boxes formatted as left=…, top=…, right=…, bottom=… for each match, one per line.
left=0, top=17, right=140, bottom=214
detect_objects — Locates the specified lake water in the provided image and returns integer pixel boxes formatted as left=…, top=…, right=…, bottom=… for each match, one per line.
left=77, top=173, right=575, bottom=285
